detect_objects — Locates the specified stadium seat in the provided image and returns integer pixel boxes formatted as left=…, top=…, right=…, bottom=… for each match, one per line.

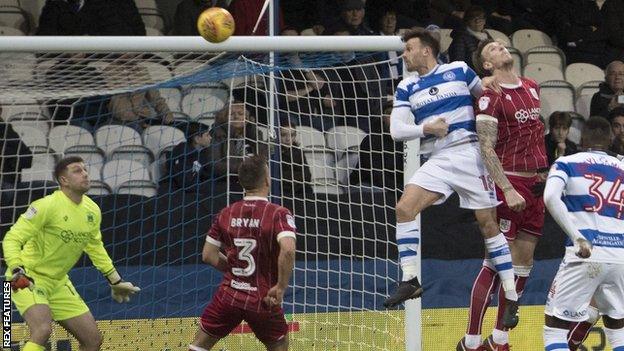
left=524, top=46, right=565, bottom=71
left=0, top=0, right=21, bottom=6
left=565, top=63, right=604, bottom=89
left=31, top=152, right=57, bottom=171
left=159, top=88, right=182, bottom=112
left=506, top=47, right=523, bottom=74
left=0, top=52, right=35, bottom=81
left=8, top=112, right=50, bottom=134
left=0, top=6, right=29, bottom=33
left=300, top=28, right=316, bottom=36
left=12, top=125, right=48, bottom=151
left=87, top=60, right=110, bottom=73
left=486, top=29, right=511, bottom=46
left=21, top=167, right=54, bottom=182
left=0, top=25, right=23, bottom=35
left=150, top=160, right=163, bottom=182
left=303, top=150, right=337, bottom=184
left=116, top=180, right=158, bottom=197
left=197, top=112, right=215, bottom=126
left=171, top=111, right=191, bottom=120
left=102, top=159, right=151, bottom=190
left=145, top=27, right=163, bottom=36
left=140, top=12, right=166, bottom=33
left=34, top=59, right=57, bottom=80
left=575, top=94, right=592, bottom=120
left=0, top=102, right=40, bottom=121
left=311, top=180, right=344, bottom=195
left=511, top=29, right=552, bottom=53
left=568, top=113, right=585, bottom=145
left=138, top=61, right=172, bottom=81
left=439, top=28, right=452, bottom=53
left=296, top=126, right=326, bottom=150
left=181, top=87, right=229, bottom=118
left=540, top=80, right=575, bottom=118
left=94, top=125, right=143, bottom=156
left=576, top=80, right=602, bottom=98
left=86, top=180, right=111, bottom=196
left=64, top=145, right=105, bottom=174
left=326, top=126, right=366, bottom=185
left=109, top=145, right=154, bottom=167
left=48, top=125, right=94, bottom=153
left=142, top=125, right=186, bottom=160
left=523, top=63, right=564, bottom=84
left=134, top=0, right=158, bottom=11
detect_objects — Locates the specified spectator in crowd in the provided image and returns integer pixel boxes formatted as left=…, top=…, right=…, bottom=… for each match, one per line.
left=555, top=0, right=608, bottom=67
left=429, top=0, right=471, bottom=30
left=387, top=0, right=432, bottom=28
left=590, top=60, right=624, bottom=118
left=167, top=121, right=214, bottom=193
left=349, top=102, right=403, bottom=192
left=105, top=55, right=173, bottom=132
left=172, top=0, right=212, bottom=36
left=211, top=101, right=265, bottom=180
left=473, top=0, right=553, bottom=35
left=448, top=6, right=492, bottom=70
left=326, top=0, right=373, bottom=35
left=0, top=119, right=32, bottom=189
left=544, top=111, right=578, bottom=165
left=87, top=0, right=145, bottom=35
left=229, top=0, right=283, bottom=35
left=425, top=24, right=450, bottom=64
left=605, top=0, right=624, bottom=63
left=369, top=5, right=403, bottom=95
left=609, top=107, right=624, bottom=155
left=278, top=119, right=312, bottom=197
left=36, top=0, right=90, bottom=35
left=281, top=0, right=321, bottom=32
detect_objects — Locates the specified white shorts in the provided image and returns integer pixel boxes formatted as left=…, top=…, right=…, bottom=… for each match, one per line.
left=407, top=142, right=499, bottom=209
left=545, top=259, right=624, bottom=322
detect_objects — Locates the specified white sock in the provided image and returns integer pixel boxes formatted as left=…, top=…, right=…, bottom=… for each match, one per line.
left=586, top=306, right=600, bottom=324
left=604, top=326, right=624, bottom=349
left=396, top=220, right=419, bottom=281
left=189, top=345, right=209, bottom=351
left=492, top=328, right=508, bottom=345
left=543, top=326, right=570, bottom=351
left=484, top=233, right=517, bottom=301
left=464, top=334, right=481, bottom=349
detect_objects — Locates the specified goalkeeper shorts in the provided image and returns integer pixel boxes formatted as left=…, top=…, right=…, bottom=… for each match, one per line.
left=11, top=275, right=89, bottom=321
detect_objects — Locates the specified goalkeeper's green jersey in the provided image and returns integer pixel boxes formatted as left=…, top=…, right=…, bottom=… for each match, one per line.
left=3, top=190, right=115, bottom=284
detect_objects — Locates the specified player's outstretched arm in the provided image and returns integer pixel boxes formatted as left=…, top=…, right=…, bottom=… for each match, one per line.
left=543, top=176, right=591, bottom=258
left=476, top=114, right=526, bottom=212
left=202, top=240, right=229, bottom=272
left=264, top=236, right=296, bottom=308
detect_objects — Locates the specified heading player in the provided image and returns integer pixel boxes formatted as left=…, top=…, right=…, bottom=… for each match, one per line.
left=3, top=156, right=140, bottom=351
left=460, top=39, right=549, bottom=351
left=383, top=29, right=519, bottom=329
left=189, top=155, right=297, bottom=351
left=543, top=116, right=624, bottom=351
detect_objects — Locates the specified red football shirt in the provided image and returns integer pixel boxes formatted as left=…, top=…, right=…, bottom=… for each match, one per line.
left=476, top=77, right=548, bottom=172
left=206, top=196, right=297, bottom=312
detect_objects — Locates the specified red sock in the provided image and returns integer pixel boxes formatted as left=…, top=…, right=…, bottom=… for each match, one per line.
left=568, top=321, right=594, bottom=350
left=467, top=265, right=499, bottom=335
left=495, top=275, right=528, bottom=331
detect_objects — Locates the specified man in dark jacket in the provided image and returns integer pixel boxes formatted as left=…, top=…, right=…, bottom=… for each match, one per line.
left=590, top=60, right=624, bottom=118
left=544, top=111, right=578, bottom=165
left=88, top=0, right=145, bottom=35
left=448, top=6, right=491, bottom=69
left=609, top=107, right=624, bottom=155
left=167, top=121, right=214, bottom=193
left=36, top=0, right=90, bottom=35
left=0, top=121, right=32, bottom=189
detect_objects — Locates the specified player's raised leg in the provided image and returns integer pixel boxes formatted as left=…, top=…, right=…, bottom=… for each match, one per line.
left=58, top=311, right=103, bottom=351
left=383, top=184, right=442, bottom=308
left=21, top=305, right=53, bottom=351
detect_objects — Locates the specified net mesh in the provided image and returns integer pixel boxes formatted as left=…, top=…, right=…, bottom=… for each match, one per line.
left=0, top=49, right=408, bottom=350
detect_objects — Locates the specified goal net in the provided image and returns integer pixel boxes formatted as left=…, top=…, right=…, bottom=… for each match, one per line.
left=0, top=36, right=414, bottom=350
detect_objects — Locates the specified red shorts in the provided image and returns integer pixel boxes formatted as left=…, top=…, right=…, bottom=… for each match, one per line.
left=199, top=293, right=288, bottom=345
left=495, top=175, right=545, bottom=240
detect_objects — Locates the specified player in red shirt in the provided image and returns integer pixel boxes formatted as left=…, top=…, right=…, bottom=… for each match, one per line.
left=188, top=155, right=297, bottom=351
left=457, top=39, right=549, bottom=351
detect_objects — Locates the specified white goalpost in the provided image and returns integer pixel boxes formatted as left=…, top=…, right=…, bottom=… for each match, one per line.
left=0, top=35, right=423, bottom=351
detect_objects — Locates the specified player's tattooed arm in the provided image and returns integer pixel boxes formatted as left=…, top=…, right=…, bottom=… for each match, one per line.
left=476, top=117, right=513, bottom=192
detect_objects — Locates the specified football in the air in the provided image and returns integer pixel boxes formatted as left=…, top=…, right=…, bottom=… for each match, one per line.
left=197, top=7, right=235, bottom=43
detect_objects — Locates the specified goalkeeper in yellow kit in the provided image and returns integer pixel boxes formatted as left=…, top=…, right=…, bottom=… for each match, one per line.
left=3, top=156, right=140, bottom=351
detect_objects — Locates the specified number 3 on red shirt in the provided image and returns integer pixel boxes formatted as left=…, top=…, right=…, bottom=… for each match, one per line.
left=232, top=238, right=257, bottom=277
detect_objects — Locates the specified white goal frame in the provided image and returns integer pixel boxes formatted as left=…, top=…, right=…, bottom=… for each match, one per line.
left=0, top=35, right=422, bottom=351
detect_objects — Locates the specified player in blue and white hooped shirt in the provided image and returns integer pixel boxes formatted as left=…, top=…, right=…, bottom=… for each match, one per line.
left=383, top=29, right=519, bottom=330
left=543, top=116, right=624, bottom=351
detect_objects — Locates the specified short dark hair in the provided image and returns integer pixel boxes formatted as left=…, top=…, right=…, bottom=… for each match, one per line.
left=463, top=6, right=486, bottom=24
left=238, top=154, right=268, bottom=191
left=548, top=111, right=573, bottom=129
left=472, top=38, right=496, bottom=77
left=608, top=106, right=624, bottom=121
left=402, top=28, right=440, bottom=58
left=582, top=116, right=613, bottom=149
left=54, top=156, right=84, bottom=182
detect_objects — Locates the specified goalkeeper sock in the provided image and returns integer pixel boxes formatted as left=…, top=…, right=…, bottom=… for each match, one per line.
left=23, top=342, right=45, bottom=351
left=396, top=220, right=419, bottom=281
left=484, top=234, right=517, bottom=301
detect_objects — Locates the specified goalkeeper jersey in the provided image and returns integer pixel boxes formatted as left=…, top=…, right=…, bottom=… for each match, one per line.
left=3, top=190, right=115, bottom=285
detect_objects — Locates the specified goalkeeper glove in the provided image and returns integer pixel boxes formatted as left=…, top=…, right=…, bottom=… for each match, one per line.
left=10, top=266, right=33, bottom=291
left=106, top=271, right=140, bottom=303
